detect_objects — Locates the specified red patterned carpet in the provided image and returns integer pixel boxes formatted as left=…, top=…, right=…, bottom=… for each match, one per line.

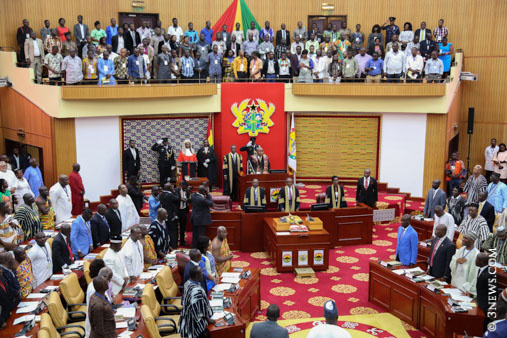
left=230, top=220, right=424, bottom=336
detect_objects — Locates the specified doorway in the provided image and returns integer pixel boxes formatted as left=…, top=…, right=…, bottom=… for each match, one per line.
left=308, top=15, right=347, bottom=35
left=118, top=12, right=160, bottom=30
left=5, top=139, right=43, bottom=172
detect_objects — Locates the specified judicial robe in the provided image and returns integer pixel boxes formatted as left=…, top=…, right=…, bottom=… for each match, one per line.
left=243, top=187, right=267, bottom=209
left=325, top=185, right=347, bottom=208
left=223, top=152, right=243, bottom=199
left=177, top=150, right=198, bottom=179
left=197, top=146, right=218, bottom=187
left=278, top=185, right=300, bottom=212
left=247, top=154, right=271, bottom=174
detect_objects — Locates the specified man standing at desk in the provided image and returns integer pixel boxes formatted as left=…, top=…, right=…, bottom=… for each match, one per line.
left=432, top=205, right=455, bottom=241
left=70, top=208, right=94, bottom=259
left=356, top=169, right=377, bottom=207
left=278, top=177, right=300, bottom=212
left=52, top=223, right=74, bottom=273
left=450, top=233, right=480, bottom=295
left=212, top=226, right=233, bottom=277
left=423, top=179, right=446, bottom=218
left=427, top=224, right=455, bottom=282
left=395, top=214, right=418, bottom=266
left=151, top=138, right=176, bottom=185
left=223, top=145, right=243, bottom=202
left=247, top=147, right=271, bottom=174
left=325, top=176, right=347, bottom=209
left=190, top=185, right=213, bottom=248
left=243, top=178, right=266, bottom=209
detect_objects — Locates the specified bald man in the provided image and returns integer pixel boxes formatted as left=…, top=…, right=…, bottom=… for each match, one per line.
left=212, top=226, right=233, bottom=276
left=91, top=204, right=110, bottom=248
left=49, top=174, right=72, bottom=222
left=427, top=224, right=455, bottom=282
left=52, top=222, right=74, bottom=273
left=395, top=214, right=418, bottom=266
left=356, top=169, right=378, bottom=207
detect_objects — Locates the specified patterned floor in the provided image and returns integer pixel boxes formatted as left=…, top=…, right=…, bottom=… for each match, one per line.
left=230, top=220, right=424, bottom=336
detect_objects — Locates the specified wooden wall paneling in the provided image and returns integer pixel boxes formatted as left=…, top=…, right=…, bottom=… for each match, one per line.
left=446, top=85, right=461, bottom=144
left=2, top=0, right=507, bottom=57
left=292, top=83, right=445, bottom=97
left=423, top=114, right=447, bottom=195
left=51, top=118, right=77, bottom=181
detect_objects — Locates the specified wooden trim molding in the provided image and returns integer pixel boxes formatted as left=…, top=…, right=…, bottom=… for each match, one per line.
left=61, top=83, right=218, bottom=100
left=292, top=83, right=446, bottom=97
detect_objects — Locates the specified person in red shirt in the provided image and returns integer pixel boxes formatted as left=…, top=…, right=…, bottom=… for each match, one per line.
left=57, top=18, right=70, bottom=41
left=177, top=140, right=198, bottom=181
left=69, top=163, right=85, bottom=216
left=445, top=152, right=465, bottom=195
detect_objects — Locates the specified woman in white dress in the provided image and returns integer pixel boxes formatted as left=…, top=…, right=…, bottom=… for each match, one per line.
left=13, top=169, right=33, bottom=208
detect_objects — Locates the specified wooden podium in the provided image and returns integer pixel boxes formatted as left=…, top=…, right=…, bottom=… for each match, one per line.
left=238, top=173, right=289, bottom=209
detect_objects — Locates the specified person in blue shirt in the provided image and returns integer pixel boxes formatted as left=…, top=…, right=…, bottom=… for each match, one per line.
left=98, top=51, right=115, bottom=85
left=180, top=49, right=195, bottom=81
left=259, top=21, right=274, bottom=43
left=395, top=214, right=418, bottom=266
left=184, top=22, right=198, bottom=44
left=200, top=21, right=213, bottom=45
left=127, top=48, right=147, bottom=82
left=487, top=172, right=507, bottom=214
left=438, top=37, right=454, bottom=76
left=148, top=186, right=160, bottom=222
left=24, top=158, right=43, bottom=197
left=105, top=18, right=118, bottom=45
left=365, top=52, right=384, bottom=83
left=70, top=208, right=94, bottom=258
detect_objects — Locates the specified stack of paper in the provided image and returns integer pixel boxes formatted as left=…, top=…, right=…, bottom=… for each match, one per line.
left=118, top=331, right=133, bottom=337
left=116, top=322, right=129, bottom=329
left=442, top=288, right=463, bottom=296
left=115, top=307, right=136, bottom=320
left=210, top=311, right=232, bottom=321
left=221, top=276, right=240, bottom=284
left=41, top=285, right=59, bottom=292
left=13, top=314, right=35, bottom=325
left=26, top=293, right=46, bottom=299
left=50, top=274, right=65, bottom=280
left=16, top=302, right=39, bottom=314
left=393, top=269, right=405, bottom=275
left=210, top=299, right=224, bottom=308
left=213, top=284, right=232, bottom=292
left=139, top=272, right=156, bottom=280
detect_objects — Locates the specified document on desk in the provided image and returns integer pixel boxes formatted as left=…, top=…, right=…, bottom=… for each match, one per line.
left=276, top=232, right=291, bottom=236
left=26, top=293, right=46, bottom=299
left=221, top=276, right=241, bottom=284
left=221, top=272, right=241, bottom=278
left=210, top=311, right=231, bottom=320
left=452, top=294, right=473, bottom=302
left=442, top=288, right=463, bottom=296
left=13, top=314, right=35, bottom=325
left=393, top=269, right=405, bottom=275
left=213, top=283, right=232, bottom=292
left=209, top=299, right=224, bottom=308
left=116, top=307, right=136, bottom=319
left=116, top=322, right=129, bottom=329
left=139, top=272, right=156, bottom=280
left=16, top=302, right=39, bottom=313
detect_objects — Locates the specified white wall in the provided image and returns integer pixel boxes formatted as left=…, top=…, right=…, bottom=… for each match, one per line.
left=75, top=117, right=121, bottom=202
left=379, top=113, right=427, bottom=197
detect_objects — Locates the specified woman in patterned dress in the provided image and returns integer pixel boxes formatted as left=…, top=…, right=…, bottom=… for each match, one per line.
left=0, top=179, right=12, bottom=209
left=0, top=202, right=22, bottom=251
left=14, top=246, right=34, bottom=298
left=447, top=187, right=466, bottom=225
left=223, top=49, right=235, bottom=82
left=140, top=224, right=157, bottom=269
left=36, top=186, right=55, bottom=230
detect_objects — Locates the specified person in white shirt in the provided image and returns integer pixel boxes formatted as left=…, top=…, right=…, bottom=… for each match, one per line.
left=232, top=22, right=244, bottom=46
left=0, top=161, right=17, bottom=193
left=405, top=47, right=424, bottom=82
left=383, top=42, right=405, bottom=83
left=425, top=50, right=444, bottom=83
left=485, top=138, right=499, bottom=182
left=116, top=184, right=140, bottom=232
left=136, top=22, right=150, bottom=41
left=290, top=35, right=304, bottom=55
left=85, top=265, right=112, bottom=338
left=307, top=300, right=351, bottom=338
left=432, top=205, right=455, bottom=241
left=167, top=18, right=183, bottom=42
left=49, top=175, right=72, bottom=223
left=13, top=169, right=33, bottom=208
left=103, top=235, right=129, bottom=295
left=120, top=226, right=144, bottom=279
left=27, top=232, right=53, bottom=288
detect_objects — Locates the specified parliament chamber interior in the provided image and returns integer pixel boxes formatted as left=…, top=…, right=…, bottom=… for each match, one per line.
left=0, top=0, right=506, bottom=337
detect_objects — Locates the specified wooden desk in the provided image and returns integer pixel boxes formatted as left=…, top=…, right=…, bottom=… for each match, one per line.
left=187, top=177, right=209, bottom=189
left=238, top=173, right=289, bottom=209
left=411, top=218, right=434, bottom=241
left=264, top=218, right=330, bottom=272
left=369, top=261, right=485, bottom=337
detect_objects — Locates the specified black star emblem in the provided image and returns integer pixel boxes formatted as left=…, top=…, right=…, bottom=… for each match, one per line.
left=249, top=103, right=258, bottom=112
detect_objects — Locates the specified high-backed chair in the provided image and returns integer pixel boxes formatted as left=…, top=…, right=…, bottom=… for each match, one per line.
left=96, top=248, right=107, bottom=260
left=156, top=266, right=182, bottom=313
left=175, top=253, right=190, bottom=283
left=59, top=273, right=87, bottom=319
left=142, top=284, right=180, bottom=326
left=211, top=195, right=232, bottom=211
left=141, top=304, right=178, bottom=338
left=47, top=292, right=86, bottom=337
left=83, top=261, right=91, bottom=285
left=316, top=193, right=326, bottom=204
left=39, top=313, right=82, bottom=338
left=47, top=237, right=54, bottom=249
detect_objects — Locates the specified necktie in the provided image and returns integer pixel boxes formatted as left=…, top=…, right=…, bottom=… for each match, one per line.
left=115, top=209, right=121, bottom=221
left=364, top=178, right=369, bottom=190
left=478, top=202, right=484, bottom=214
left=289, top=187, right=292, bottom=201
left=430, top=238, right=439, bottom=266
left=254, top=188, right=258, bottom=204
left=66, top=237, right=74, bottom=261
left=102, top=215, right=109, bottom=230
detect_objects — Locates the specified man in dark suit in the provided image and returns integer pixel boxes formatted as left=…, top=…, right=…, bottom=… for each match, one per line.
left=419, top=34, right=436, bottom=59
left=151, top=138, right=176, bottom=185
left=427, top=224, right=456, bottom=282
left=175, top=181, right=191, bottom=247
left=183, top=249, right=207, bottom=294
left=90, top=204, right=110, bottom=248
left=9, top=147, right=22, bottom=171
left=73, top=15, right=89, bottom=57
left=190, top=185, right=213, bottom=248
left=125, top=23, right=141, bottom=54
left=356, top=169, right=378, bottom=207
left=226, top=35, right=241, bottom=57
left=159, top=183, right=180, bottom=249
left=476, top=252, right=496, bottom=330
left=289, top=46, right=301, bottom=77
left=111, top=27, right=124, bottom=54
left=414, top=21, right=432, bottom=42
left=52, top=223, right=74, bottom=273
left=275, top=24, right=290, bottom=46
left=105, top=198, right=122, bottom=237
left=478, top=191, right=496, bottom=232
left=123, top=139, right=140, bottom=179
left=423, top=179, right=447, bottom=218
